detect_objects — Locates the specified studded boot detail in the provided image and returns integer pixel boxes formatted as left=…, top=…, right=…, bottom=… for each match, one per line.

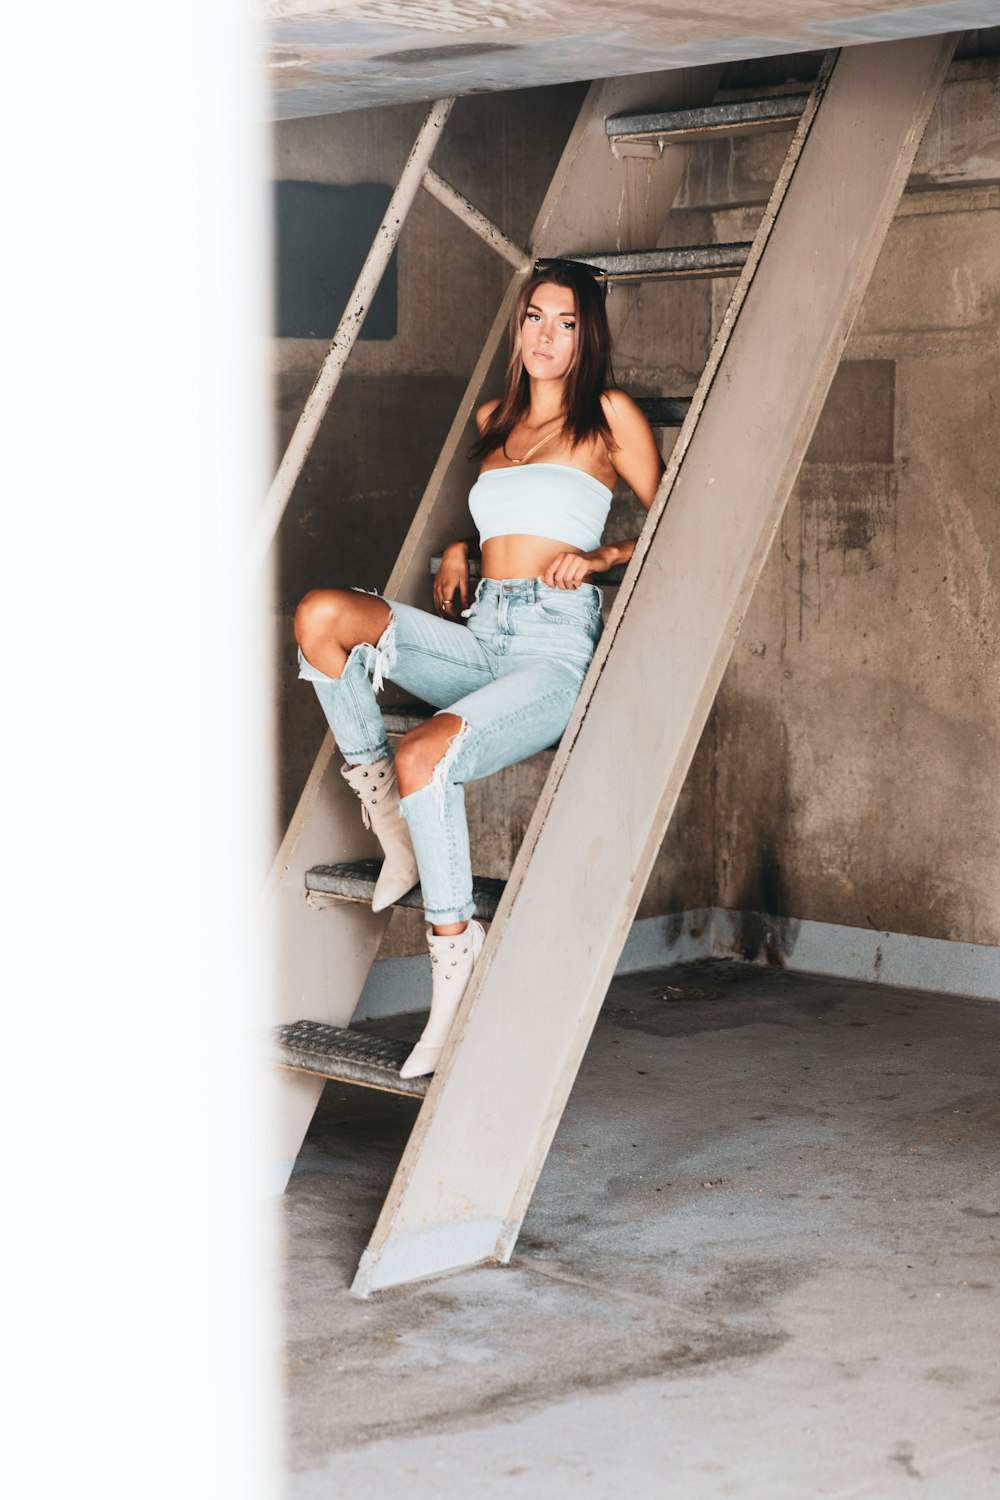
left=399, top=920, right=486, bottom=1079
left=341, top=756, right=419, bottom=912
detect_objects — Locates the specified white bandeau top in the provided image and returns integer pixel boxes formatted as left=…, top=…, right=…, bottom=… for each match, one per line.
left=467, top=463, right=614, bottom=554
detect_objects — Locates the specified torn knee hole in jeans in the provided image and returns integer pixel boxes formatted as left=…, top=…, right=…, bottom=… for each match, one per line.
left=429, top=716, right=471, bottom=821
left=344, top=610, right=397, bottom=695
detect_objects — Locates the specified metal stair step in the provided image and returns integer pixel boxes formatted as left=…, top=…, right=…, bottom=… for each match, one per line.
left=605, top=93, right=809, bottom=147
left=637, top=395, right=691, bottom=427
left=574, top=243, right=751, bottom=283
left=383, top=702, right=435, bottom=735
left=274, top=1019, right=429, bottom=1098
left=429, top=556, right=626, bottom=585
left=385, top=700, right=568, bottom=740
left=461, top=395, right=688, bottom=430
left=306, top=857, right=507, bottom=920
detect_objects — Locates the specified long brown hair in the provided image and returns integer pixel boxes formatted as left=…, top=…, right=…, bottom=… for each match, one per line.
left=470, top=260, right=615, bottom=461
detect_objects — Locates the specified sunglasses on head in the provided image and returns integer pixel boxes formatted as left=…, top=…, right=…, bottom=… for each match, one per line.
left=531, top=257, right=611, bottom=300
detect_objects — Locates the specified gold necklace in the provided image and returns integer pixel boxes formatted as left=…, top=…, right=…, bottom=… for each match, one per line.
left=502, top=426, right=562, bottom=465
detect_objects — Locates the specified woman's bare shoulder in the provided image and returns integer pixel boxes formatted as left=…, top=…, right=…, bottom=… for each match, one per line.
left=600, top=387, right=649, bottom=428
left=475, top=397, right=502, bottom=434
left=600, top=387, right=663, bottom=504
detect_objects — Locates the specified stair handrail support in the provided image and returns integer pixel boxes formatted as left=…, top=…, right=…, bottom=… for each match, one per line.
left=252, top=97, right=455, bottom=573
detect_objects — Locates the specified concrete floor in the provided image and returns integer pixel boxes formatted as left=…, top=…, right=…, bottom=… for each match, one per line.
left=282, top=961, right=1000, bottom=1498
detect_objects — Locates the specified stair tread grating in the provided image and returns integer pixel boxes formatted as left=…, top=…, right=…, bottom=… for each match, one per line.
left=383, top=703, right=435, bottom=734
left=429, top=556, right=625, bottom=584
left=306, top=857, right=507, bottom=920
left=574, top=243, right=751, bottom=283
left=274, top=1019, right=429, bottom=1097
left=637, top=395, right=692, bottom=427
left=385, top=702, right=564, bottom=744
left=606, top=93, right=810, bottom=143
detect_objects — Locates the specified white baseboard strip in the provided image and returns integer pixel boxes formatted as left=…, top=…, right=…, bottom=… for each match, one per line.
left=711, top=908, right=1000, bottom=1002
left=352, top=908, right=1000, bottom=1020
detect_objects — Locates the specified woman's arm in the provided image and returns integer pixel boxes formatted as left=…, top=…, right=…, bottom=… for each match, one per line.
left=433, top=400, right=498, bottom=614
left=540, top=390, right=664, bottom=589
left=434, top=535, right=480, bottom=615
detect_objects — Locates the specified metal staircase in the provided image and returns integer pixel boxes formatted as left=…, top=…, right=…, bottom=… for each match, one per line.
left=264, top=36, right=956, bottom=1294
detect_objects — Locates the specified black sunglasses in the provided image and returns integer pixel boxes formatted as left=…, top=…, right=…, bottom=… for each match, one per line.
left=531, top=257, right=611, bottom=299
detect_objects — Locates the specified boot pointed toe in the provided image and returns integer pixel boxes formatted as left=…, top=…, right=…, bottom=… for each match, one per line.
left=399, top=1042, right=441, bottom=1079
left=371, top=861, right=420, bottom=912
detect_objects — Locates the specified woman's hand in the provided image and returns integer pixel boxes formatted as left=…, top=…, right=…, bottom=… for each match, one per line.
left=539, top=548, right=611, bottom=590
left=434, top=542, right=471, bottom=616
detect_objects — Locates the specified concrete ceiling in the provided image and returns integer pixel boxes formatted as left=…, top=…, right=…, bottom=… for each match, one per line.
left=265, top=0, right=997, bottom=118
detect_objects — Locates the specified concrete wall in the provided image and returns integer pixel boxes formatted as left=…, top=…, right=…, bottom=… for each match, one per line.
left=272, top=54, right=999, bottom=963
left=671, top=56, right=1000, bottom=954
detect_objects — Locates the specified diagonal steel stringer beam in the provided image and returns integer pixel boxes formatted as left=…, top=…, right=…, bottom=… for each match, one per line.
left=352, top=34, right=958, bottom=1296
left=266, top=62, right=724, bottom=1193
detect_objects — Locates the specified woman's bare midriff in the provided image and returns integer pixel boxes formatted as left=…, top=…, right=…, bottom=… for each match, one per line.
left=481, top=535, right=587, bottom=582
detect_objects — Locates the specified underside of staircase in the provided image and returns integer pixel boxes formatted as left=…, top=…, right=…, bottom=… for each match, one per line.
left=262, top=35, right=958, bottom=1295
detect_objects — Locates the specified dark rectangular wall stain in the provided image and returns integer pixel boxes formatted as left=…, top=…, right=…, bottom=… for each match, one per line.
left=804, top=360, right=895, bottom=465
left=273, top=181, right=397, bottom=340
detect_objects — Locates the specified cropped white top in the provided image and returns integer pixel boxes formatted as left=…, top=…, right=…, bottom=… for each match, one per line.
left=467, top=463, right=614, bottom=554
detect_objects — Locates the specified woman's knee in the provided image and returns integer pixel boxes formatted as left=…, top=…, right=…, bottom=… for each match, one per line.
left=396, top=714, right=466, bottom=793
left=294, top=588, right=342, bottom=652
left=295, top=587, right=392, bottom=653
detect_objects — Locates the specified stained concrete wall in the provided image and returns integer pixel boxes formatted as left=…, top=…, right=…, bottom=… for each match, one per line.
left=707, top=186, right=999, bottom=950
left=272, top=52, right=999, bottom=962
left=625, top=53, right=1000, bottom=954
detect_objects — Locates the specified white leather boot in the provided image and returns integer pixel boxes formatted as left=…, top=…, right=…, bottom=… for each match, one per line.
left=400, top=920, right=486, bottom=1079
left=341, top=757, right=419, bottom=912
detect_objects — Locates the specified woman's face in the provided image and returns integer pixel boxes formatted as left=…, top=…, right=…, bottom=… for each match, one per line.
left=519, top=280, right=579, bottom=382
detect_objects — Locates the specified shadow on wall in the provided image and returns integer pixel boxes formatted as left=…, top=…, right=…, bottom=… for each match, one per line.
left=726, top=907, right=803, bottom=968
left=716, top=689, right=801, bottom=966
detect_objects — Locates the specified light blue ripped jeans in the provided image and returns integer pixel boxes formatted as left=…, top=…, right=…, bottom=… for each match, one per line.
left=297, top=577, right=603, bottom=924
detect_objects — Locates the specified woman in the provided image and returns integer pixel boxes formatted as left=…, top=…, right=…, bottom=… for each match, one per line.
left=295, top=260, right=664, bottom=1078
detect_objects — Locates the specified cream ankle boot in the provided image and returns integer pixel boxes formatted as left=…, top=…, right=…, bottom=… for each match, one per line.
left=399, top=920, right=486, bottom=1079
left=341, top=757, right=419, bottom=912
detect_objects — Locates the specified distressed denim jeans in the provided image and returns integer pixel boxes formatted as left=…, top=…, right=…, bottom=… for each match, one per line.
left=297, top=577, right=603, bottom=923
